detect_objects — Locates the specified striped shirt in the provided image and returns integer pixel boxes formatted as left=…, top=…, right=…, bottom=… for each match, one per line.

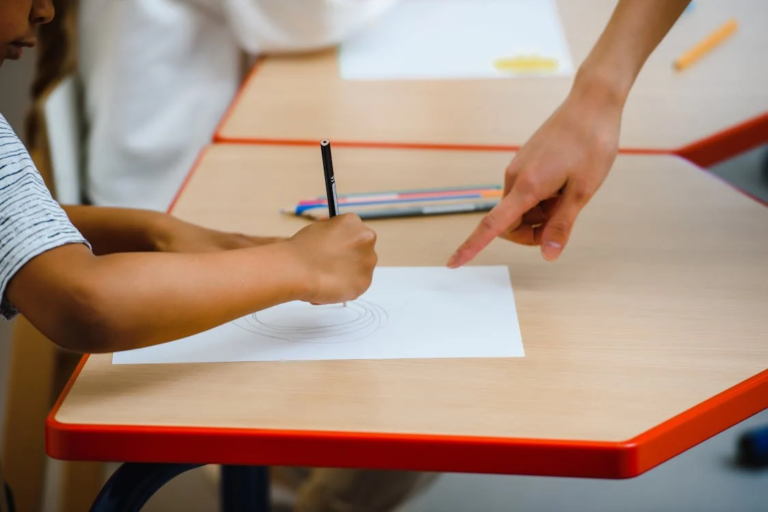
left=0, top=114, right=90, bottom=320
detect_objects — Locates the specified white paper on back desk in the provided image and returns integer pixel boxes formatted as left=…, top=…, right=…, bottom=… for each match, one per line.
left=338, top=0, right=574, bottom=80
left=112, top=266, right=524, bottom=365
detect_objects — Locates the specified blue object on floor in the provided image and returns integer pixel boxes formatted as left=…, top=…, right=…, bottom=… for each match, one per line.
left=737, top=425, right=768, bottom=468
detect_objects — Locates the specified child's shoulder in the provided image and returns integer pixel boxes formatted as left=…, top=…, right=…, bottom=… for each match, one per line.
left=0, top=112, right=28, bottom=147
left=0, top=111, right=89, bottom=320
left=0, top=113, right=44, bottom=189
left=0, top=112, right=22, bottom=146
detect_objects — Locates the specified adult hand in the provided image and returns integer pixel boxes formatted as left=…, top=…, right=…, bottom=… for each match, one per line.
left=448, top=88, right=622, bottom=267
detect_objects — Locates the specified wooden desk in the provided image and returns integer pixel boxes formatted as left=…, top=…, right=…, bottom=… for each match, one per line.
left=48, top=146, right=768, bottom=479
left=215, top=0, right=768, bottom=165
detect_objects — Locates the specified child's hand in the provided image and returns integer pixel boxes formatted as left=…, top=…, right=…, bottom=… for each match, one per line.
left=154, top=217, right=285, bottom=253
left=288, top=214, right=378, bottom=305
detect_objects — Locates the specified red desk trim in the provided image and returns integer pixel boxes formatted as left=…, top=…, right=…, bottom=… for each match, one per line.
left=211, top=57, right=264, bottom=146
left=49, top=102, right=768, bottom=479
left=46, top=142, right=768, bottom=479
left=166, top=145, right=212, bottom=214
left=213, top=62, right=767, bottom=165
left=676, top=112, right=768, bottom=168
left=45, top=356, right=768, bottom=478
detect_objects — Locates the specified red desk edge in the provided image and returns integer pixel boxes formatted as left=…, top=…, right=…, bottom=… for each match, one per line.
left=46, top=61, right=768, bottom=478
left=212, top=60, right=768, bottom=168
left=45, top=356, right=768, bottom=479
left=46, top=145, right=768, bottom=479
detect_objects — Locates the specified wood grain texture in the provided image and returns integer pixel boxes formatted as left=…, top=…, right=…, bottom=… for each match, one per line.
left=54, top=146, right=768, bottom=443
left=216, top=0, right=768, bottom=150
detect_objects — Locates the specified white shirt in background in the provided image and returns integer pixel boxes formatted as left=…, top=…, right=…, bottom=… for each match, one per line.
left=79, top=0, right=397, bottom=211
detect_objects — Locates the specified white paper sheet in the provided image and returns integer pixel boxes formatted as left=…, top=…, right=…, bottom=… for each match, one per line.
left=112, top=266, right=524, bottom=365
left=338, top=0, right=574, bottom=80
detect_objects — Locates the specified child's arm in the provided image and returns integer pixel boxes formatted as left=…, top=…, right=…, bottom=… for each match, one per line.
left=6, top=214, right=376, bottom=354
left=62, top=205, right=284, bottom=255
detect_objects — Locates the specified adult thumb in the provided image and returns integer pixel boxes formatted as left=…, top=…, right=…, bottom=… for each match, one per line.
left=540, top=189, right=587, bottom=261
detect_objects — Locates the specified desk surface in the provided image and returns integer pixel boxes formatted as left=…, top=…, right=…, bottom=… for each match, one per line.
left=215, top=0, right=768, bottom=158
left=48, top=146, right=768, bottom=478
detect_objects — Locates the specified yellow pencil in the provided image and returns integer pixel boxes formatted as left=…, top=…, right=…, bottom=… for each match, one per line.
left=674, top=18, right=738, bottom=71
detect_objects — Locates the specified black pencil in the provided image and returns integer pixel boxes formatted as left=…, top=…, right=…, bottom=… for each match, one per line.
left=320, top=139, right=340, bottom=217
left=320, top=139, right=346, bottom=307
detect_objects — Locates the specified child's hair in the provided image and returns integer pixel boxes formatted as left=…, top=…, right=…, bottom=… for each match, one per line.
left=25, top=0, right=78, bottom=194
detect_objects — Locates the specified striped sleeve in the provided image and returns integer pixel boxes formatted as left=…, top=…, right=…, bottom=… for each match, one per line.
left=0, top=114, right=91, bottom=320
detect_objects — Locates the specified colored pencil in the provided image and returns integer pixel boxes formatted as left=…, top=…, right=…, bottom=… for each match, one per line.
left=300, top=200, right=498, bottom=221
left=284, top=190, right=502, bottom=216
left=674, top=18, right=738, bottom=71
left=331, top=184, right=501, bottom=198
left=301, top=188, right=502, bottom=206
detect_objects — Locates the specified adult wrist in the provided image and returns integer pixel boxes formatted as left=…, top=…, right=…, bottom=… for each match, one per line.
left=570, top=59, right=633, bottom=111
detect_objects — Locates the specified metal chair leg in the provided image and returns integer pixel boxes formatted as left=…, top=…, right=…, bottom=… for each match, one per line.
left=221, top=466, right=271, bottom=512
left=89, top=463, right=202, bottom=512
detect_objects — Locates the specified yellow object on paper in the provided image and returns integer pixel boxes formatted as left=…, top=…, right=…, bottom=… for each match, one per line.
left=339, top=0, right=574, bottom=80
left=494, top=55, right=560, bottom=73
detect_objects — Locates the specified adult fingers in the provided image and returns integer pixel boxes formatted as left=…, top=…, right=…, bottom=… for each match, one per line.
left=499, top=224, right=545, bottom=246
left=497, top=195, right=560, bottom=246
left=503, top=156, right=523, bottom=196
left=539, top=184, right=590, bottom=261
left=447, top=187, right=541, bottom=268
left=521, top=205, right=547, bottom=226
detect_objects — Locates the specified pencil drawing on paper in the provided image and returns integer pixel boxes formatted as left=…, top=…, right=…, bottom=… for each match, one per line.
left=111, top=266, right=525, bottom=365
left=232, top=300, right=389, bottom=344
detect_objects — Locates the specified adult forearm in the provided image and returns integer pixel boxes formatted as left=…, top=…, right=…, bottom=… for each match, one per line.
left=450, top=0, right=692, bottom=266
left=572, top=0, right=691, bottom=106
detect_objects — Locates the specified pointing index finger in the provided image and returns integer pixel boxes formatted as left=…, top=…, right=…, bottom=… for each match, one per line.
left=447, top=188, right=541, bottom=268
